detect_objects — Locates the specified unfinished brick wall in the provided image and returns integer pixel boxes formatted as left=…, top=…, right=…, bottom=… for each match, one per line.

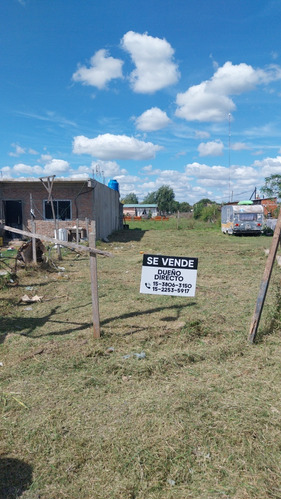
left=1, top=179, right=122, bottom=240
left=26, top=219, right=90, bottom=238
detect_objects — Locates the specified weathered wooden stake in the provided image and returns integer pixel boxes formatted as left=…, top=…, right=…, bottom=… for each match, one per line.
left=85, top=217, right=89, bottom=239
left=76, top=218, right=79, bottom=244
left=89, top=221, right=100, bottom=339
left=249, top=209, right=281, bottom=343
left=30, top=193, right=37, bottom=265
left=31, top=219, right=37, bottom=265
left=39, top=175, right=62, bottom=260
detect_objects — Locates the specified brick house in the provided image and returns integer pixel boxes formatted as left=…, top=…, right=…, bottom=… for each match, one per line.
left=0, top=178, right=123, bottom=241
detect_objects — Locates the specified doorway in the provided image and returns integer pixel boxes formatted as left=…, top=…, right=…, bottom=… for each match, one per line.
left=3, top=200, right=23, bottom=239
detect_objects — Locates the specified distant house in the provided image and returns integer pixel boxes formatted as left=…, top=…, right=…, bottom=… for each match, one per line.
left=123, top=204, right=158, bottom=218
left=0, top=178, right=123, bottom=241
left=254, top=197, right=278, bottom=217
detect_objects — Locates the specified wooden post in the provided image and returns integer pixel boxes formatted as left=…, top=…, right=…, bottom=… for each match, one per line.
left=85, top=217, right=89, bottom=239
left=30, top=194, right=37, bottom=265
left=76, top=218, right=79, bottom=244
left=31, top=219, right=37, bottom=265
left=249, top=209, right=281, bottom=343
left=39, top=176, right=62, bottom=260
left=89, top=221, right=100, bottom=339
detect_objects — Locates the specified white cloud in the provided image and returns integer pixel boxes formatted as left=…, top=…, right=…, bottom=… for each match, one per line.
left=253, top=155, right=281, bottom=176
left=135, top=107, right=171, bottom=131
left=11, top=159, right=70, bottom=177
left=121, top=31, right=180, bottom=93
left=231, top=142, right=250, bottom=151
left=184, top=162, right=229, bottom=181
left=9, top=143, right=26, bottom=157
left=39, top=154, right=53, bottom=163
left=142, top=165, right=153, bottom=172
left=182, top=161, right=260, bottom=201
left=175, top=61, right=281, bottom=122
left=72, top=49, right=124, bottom=89
left=1, top=166, right=13, bottom=179
left=73, top=133, right=162, bottom=160
left=68, top=173, right=91, bottom=181
left=198, top=140, right=224, bottom=157
left=12, top=163, right=42, bottom=175
left=91, top=160, right=127, bottom=178
left=43, top=159, right=70, bottom=175
left=195, top=130, right=210, bottom=139
left=16, top=110, right=77, bottom=128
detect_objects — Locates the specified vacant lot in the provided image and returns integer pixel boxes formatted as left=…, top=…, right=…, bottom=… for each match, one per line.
left=1, top=221, right=281, bottom=499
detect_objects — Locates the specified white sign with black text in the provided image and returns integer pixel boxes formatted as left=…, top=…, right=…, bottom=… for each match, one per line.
left=140, top=254, right=198, bottom=297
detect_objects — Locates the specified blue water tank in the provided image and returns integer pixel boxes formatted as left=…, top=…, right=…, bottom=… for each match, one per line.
left=108, top=179, right=119, bottom=192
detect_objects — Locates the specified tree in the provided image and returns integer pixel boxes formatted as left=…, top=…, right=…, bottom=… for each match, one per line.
left=200, top=204, right=220, bottom=223
left=179, top=202, right=191, bottom=213
left=121, top=192, right=138, bottom=204
left=142, top=191, right=157, bottom=204
left=172, top=200, right=180, bottom=213
left=156, top=185, right=175, bottom=214
left=193, top=198, right=214, bottom=219
left=261, top=174, right=281, bottom=198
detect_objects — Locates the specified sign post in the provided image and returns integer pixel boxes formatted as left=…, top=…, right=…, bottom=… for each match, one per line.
left=140, top=254, right=198, bottom=297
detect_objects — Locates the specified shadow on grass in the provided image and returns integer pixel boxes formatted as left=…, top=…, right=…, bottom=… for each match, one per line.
left=0, top=302, right=196, bottom=342
left=107, top=228, right=146, bottom=243
left=255, top=288, right=281, bottom=343
left=0, top=457, right=33, bottom=499
left=100, top=302, right=196, bottom=326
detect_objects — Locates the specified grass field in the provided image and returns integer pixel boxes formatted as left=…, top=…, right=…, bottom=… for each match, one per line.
left=1, top=220, right=281, bottom=499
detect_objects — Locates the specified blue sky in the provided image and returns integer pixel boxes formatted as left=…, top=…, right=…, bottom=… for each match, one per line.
left=1, top=0, right=281, bottom=203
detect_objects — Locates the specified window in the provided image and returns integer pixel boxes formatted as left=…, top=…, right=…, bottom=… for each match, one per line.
left=44, top=200, right=71, bottom=220
left=239, top=213, right=256, bottom=221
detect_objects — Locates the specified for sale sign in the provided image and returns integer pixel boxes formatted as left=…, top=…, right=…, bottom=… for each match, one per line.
left=140, top=254, right=198, bottom=297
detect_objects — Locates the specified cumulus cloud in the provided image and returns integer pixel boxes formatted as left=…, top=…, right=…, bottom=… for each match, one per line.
left=184, top=162, right=229, bottom=182
left=72, top=49, right=124, bottom=89
left=253, top=155, right=281, bottom=176
left=43, top=159, right=70, bottom=175
left=73, top=133, right=162, bottom=160
left=198, top=140, right=224, bottom=157
left=135, top=107, right=171, bottom=131
left=183, top=161, right=259, bottom=197
left=11, top=159, right=70, bottom=177
left=175, top=61, right=281, bottom=122
left=13, top=163, right=42, bottom=175
left=121, top=31, right=180, bottom=93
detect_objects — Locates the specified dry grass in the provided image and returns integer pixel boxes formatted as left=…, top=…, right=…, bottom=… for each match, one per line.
left=1, top=223, right=281, bottom=498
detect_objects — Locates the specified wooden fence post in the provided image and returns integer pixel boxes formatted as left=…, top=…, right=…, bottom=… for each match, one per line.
left=76, top=218, right=79, bottom=244
left=31, top=219, right=37, bottom=265
left=249, top=209, right=281, bottom=343
left=85, top=218, right=89, bottom=239
left=89, top=221, right=100, bottom=339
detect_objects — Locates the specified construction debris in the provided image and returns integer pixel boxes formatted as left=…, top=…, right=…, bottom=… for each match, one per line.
left=17, top=239, right=46, bottom=265
left=21, top=294, right=43, bottom=303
